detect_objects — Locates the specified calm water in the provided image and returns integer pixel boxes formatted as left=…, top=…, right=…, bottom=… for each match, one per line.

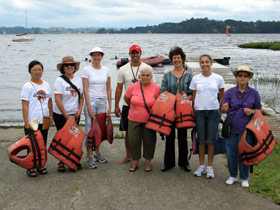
left=0, top=34, right=279, bottom=126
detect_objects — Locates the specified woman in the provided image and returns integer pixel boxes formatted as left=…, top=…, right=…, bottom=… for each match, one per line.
left=21, top=60, right=53, bottom=177
left=125, top=67, right=160, bottom=172
left=190, top=54, right=224, bottom=178
left=53, top=56, right=84, bottom=172
left=83, top=47, right=112, bottom=169
left=160, top=46, right=193, bottom=172
left=221, top=66, right=261, bottom=187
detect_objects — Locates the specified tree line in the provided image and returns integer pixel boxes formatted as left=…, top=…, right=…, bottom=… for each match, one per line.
left=1, top=18, right=280, bottom=34
left=96, top=18, right=280, bottom=34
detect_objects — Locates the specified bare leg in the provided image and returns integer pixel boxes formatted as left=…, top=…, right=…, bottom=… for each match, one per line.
left=87, top=146, right=93, bottom=159
left=207, top=143, right=215, bottom=166
left=118, top=132, right=132, bottom=164
left=95, top=146, right=100, bottom=155
left=198, top=142, right=206, bottom=165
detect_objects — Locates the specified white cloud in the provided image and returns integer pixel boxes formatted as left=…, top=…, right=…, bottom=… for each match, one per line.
left=0, top=0, right=279, bottom=27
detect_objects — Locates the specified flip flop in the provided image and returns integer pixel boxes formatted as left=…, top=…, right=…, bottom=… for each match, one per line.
left=58, top=163, right=66, bottom=172
left=27, top=169, right=38, bottom=177
left=129, top=165, right=138, bottom=172
left=38, top=168, right=48, bottom=175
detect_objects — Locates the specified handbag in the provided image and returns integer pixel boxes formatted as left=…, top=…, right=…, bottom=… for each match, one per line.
left=189, top=128, right=226, bottom=159
left=221, top=118, right=232, bottom=139
left=42, top=116, right=50, bottom=130
left=221, top=89, right=252, bottom=138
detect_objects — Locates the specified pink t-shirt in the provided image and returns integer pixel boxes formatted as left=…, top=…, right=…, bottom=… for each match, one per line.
left=125, top=81, right=160, bottom=123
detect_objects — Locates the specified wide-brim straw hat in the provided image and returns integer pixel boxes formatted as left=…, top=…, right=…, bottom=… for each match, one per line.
left=233, top=65, right=254, bottom=79
left=56, top=56, right=80, bottom=71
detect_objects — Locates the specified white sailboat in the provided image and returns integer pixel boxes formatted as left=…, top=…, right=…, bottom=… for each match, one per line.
left=12, top=10, right=34, bottom=42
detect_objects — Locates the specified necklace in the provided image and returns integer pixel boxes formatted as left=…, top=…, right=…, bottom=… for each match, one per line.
left=235, top=91, right=246, bottom=99
left=131, top=63, right=141, bottom=80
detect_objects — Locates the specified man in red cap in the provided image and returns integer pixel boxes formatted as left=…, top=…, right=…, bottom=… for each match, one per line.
left=115, top=44, right=155, bottom=164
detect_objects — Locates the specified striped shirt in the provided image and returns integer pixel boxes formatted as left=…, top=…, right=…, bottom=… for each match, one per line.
left=160, top=70, right=193, bottom=95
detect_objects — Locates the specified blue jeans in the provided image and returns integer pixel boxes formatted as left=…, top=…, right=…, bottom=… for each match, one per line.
left=194, top=109, right=221, bottom=143
left=225, top=131, right=254, bottom=180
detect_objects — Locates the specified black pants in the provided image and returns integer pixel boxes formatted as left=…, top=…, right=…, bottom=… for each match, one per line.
left=24, top=124, right=48, bottom=146
left=53, top=112, right=80, bottom=131
left=164, top=127, right=189, bottom=167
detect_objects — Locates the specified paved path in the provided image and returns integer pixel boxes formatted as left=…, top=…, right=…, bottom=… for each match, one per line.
left=0, top=127, right=279, bottom=210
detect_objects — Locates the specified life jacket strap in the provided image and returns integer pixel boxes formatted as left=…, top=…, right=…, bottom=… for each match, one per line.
left=50, top=138, right=81, bottom=166
left=27, top=131, right=42, bottom=169
left=240, top=131, right=274, bottom=162
left=148, top=113, right=174, bottom=128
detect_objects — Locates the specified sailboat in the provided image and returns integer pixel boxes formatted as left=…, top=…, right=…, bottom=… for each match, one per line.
left=12, top=10, right=34, bottom=42
left=225, top=25, right=231, bottom=37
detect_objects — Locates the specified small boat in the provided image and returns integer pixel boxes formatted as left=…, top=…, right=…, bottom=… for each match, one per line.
left=116, top=56, right=165, bottom=68
left=226, top=25, right=231, bottom=37
left=12, top=33, right=34, bottom=42
left=12, top=10, right=34, bottom=42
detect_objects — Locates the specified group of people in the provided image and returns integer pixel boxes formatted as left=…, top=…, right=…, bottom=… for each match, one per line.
left=21, top=44, right=261, bottom=188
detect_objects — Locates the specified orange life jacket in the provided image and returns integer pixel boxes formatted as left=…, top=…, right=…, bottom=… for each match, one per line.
left=175, top=91, right=196, bottom=128
left=239, top=110, right=275, bottom=166
left=7, top=130, right=47, bottom=169
left=87, top=113, right=114, bottom=149
left=48, top=117, right=85, bottom=171
left=146, top=91, right=176, bottom=136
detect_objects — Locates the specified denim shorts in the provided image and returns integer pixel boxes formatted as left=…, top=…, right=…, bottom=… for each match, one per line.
left=195, top=109, right=221, bottom=143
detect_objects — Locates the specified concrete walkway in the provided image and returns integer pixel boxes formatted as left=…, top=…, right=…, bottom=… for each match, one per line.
left=0, top=127, right=279, bottom=210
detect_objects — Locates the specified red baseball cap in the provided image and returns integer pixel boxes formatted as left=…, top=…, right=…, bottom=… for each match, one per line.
left=129, top=44, right=141, bottom=53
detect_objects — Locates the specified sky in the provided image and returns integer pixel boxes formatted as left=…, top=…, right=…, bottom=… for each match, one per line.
left=0, top=0, right=280, bottom=28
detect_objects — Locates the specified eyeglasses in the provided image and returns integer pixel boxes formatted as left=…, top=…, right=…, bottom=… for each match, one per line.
left=64, top=63, right=75, bottom=67
left=237, top=74, right=249, bottom=78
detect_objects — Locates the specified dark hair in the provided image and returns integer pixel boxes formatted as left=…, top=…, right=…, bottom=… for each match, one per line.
left=169, top=46, right=186, bottom=64
left=60, top=65, right=65, bottom=75
left=199, top=54, right=213, bottom=63
left=28, top=60, right=43, bottom=73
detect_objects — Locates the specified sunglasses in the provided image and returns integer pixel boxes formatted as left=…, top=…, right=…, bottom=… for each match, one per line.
left=64, top=63, right=75, bottom=67
left=237, top=74, right=249, bottom=78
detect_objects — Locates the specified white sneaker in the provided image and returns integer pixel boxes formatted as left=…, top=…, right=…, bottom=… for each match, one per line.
left=88, top=158, right=97, bottom=169
left=194, top=166, right=206, bottom=177
left=206, top=167, right=215, bottom=179
left=226, top=177, right=238, bottom=185
left=241, top=180, right=249, bottom=188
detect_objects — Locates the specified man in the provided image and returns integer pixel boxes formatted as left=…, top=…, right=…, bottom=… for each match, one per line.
left=115, top=44, right=155, bottom=164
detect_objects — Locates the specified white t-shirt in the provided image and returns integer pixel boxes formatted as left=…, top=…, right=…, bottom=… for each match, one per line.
left=82, top=65, right=111, bottom=98
left=117, top=62, right=155, bottom=105
left=53, top=76, right=83, bottom=115
left=21, top=80, right=52, bottom=123
left=190, top=73, right=225, bottom=110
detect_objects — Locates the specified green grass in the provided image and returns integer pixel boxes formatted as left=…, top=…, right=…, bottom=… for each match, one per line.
left=251, top=77, right=280, bottom=85
left=249, top=143, right=280, bottom=204
left=238, top=41, right=280, bottom=50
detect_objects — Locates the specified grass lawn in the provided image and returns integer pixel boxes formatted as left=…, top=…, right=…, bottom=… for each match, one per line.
left=249, top=143, right=280, bottom=204
left=238, top=41, right=280, bottom=50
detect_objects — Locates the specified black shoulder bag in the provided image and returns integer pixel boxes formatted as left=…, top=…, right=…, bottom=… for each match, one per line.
left=60, top=75, right=81, bottom=103
left=222, top=89, right=252, bottom=138
left=140, top=81, right=150, bottom=114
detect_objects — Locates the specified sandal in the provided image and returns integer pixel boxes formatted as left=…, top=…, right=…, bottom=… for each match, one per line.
left=27, top=169, right=38, bottom=177
left=38, top=168, right=48, bottom=175
left=129, top=160, right=139, bottom=172
left=145, top=160, right=153, bottom=172
left=58, top=162, right=66, bottom=172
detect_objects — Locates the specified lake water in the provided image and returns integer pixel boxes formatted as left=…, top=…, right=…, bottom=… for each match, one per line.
left=0, top=33, right=279, bottom=126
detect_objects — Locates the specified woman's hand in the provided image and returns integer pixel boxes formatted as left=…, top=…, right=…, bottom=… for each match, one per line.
left=107, top=106, right=111, bottom=116
left=244, top=108, right=255, bottom=116
left=75, top=109, right=82, bottom=118
left=221, top=103, right=229, bottom=113
left=88, top=107, right=95, bottom=119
